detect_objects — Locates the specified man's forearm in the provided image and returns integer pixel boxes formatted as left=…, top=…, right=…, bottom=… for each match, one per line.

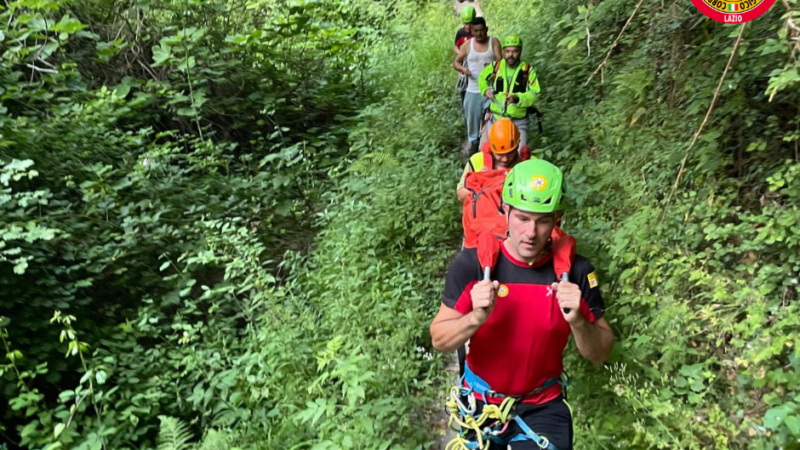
left=431, top=313, right=480, bottom=353
left=454, top=59, right=466, bottom=73
left=571, top=319, right=614, bottom=365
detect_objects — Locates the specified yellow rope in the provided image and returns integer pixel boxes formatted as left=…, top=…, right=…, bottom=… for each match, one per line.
left=444, top=386, right=517, bottom=450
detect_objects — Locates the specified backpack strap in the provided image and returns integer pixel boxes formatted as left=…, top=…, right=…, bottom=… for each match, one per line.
left=478, top=227, right=576, bottom=280
left=492, top=60, right=503, bottom=77
left=521, top=63, right=531, bottom=79
left=489, top=60, right=503, bottom=92
left=519, top=145, right=531, bottom=161
left=480, top=141, right=493, bottom=171
left=468, top=151, right=484, bottom=172
left=551, top=228, right=576, bottom=279
left=476, top=230, right=505, bottom=277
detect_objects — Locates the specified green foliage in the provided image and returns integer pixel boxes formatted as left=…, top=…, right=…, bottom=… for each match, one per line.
left=157, top=416, right=193, bottom=450
left=6, top=0, right=797, bottom=448
left=1, top=0, right=459, bottom=448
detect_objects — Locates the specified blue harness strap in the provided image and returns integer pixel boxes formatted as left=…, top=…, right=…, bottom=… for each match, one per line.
left=457, top=364, right=568, bottom=450
left=511, top=416, right=561, bottom=450
left=462, top=363, right=570, bottom=401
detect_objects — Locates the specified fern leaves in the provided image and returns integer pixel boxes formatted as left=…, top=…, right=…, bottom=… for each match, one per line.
left=350, top=152, right=398, bottom=174
left=157, top=416, right=194, bottom=450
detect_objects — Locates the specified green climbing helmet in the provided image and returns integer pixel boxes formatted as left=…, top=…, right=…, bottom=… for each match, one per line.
left=502, top=159, right=566, bottom=213
left=461, top=6, right=476, bottom=24
left=502, top=34, right=523, bottom=49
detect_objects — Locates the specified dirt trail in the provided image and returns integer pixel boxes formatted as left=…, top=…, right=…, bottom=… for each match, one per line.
left=453, top=0, right=483, bottom=18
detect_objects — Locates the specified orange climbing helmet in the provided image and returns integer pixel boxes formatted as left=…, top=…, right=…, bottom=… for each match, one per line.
left=489, top=118, right=520, bottom=154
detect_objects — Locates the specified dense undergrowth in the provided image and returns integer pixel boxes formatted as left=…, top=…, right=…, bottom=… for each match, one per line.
left=3, top=0, right=800, bottom=448
left=1, top=0, right=461, bottom=448
left=480, top=0, right=800, bottom=448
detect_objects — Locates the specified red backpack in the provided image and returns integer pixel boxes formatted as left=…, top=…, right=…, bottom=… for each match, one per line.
left=461, top=143, right=530, bottom=248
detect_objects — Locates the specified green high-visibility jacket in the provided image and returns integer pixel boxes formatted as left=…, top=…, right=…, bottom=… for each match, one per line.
left=478, top=59, right=540, bottom=119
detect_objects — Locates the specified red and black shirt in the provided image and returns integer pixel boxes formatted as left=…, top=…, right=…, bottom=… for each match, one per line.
left=455, top=27, right=472, bottom=49
left=441, top=243, right=605, bottom=405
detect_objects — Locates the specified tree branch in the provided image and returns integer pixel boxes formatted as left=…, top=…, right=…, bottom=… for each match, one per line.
left=659, top=23, right=748, bottom=222
left=584, top=0, right=646, bottom=86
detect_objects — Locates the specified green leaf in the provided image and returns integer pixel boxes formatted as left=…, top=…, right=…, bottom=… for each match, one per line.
left=567, top=37, right=579, bottom=50
left=177, top=56, right=196, bottom=72
left=113, top=83, right=131, bottom=99
left=177, top=107, right=196, bottom=117
left=58, top=390, right=75, bottom=403
left=689, top=379, right=705, bottom=392
left=764, top=403, right=797, bottom=430
left=4, top=159, right=34, bottom=171
left=152, top=44, right=171, bottom=66
left=53, top=15, right=85, bottom=34
left=157, top=416, right=193, bottom=450
left=159, top=261, right=171, bottom=272
left=13, top=260, right=29, bottom=275
left=95, top=370, right=107, bottom=385
left=54, top=423, right=65, bottom=438
left=785, top=416, right=800, bottom=436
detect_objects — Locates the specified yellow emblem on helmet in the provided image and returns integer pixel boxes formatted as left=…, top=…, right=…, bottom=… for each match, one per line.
left=530, top=175, right=548, bottom=192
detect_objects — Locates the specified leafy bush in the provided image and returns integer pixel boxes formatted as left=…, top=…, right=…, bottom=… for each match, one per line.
left=6, top=0, right=798, bottom=448
left=1, top=0, right=463, bottom=448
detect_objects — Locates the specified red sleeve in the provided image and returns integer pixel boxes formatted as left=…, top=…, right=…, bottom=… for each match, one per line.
left=454, top=281, right=478, bottom=314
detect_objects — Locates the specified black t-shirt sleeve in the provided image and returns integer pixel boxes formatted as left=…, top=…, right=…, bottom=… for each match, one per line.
left=442, top=248, right=480, bottom=309
left=570, top=255, right=606, bottom=321
left=455, top=28, right=470, bottom=46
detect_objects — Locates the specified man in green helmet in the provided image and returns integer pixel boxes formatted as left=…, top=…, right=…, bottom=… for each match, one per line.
left=454, top=5, right=476, bottom=104
left=454, top=6, right=475, bottom=54
left=431, top=160, right=614, bottom=450
left=455, top=17, right=501, bottom=155
left=478, top=34, right=541, bottom=150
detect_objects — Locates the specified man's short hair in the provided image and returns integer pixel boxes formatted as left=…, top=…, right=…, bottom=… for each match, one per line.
left=470, top=17, right=486, bottom=27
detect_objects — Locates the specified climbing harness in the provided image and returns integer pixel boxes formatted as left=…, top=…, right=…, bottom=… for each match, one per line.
left=444, top=364, right=571, bottom=450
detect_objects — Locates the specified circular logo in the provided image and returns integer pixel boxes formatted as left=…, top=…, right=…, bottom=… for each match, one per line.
left=530, top=175, right=548, bottom=192
left=497, top=285, right=509, bottom=298
left=690, top=0, right=775, bottom=23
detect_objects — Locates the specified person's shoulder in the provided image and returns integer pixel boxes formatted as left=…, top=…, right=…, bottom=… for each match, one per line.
left=452, top=247, right=479, bottom=270
left=469, top=151, right=484, bottom=167
left=444, top=248, right=481, bottom=289
left=571, top=254, right=597, bottom=277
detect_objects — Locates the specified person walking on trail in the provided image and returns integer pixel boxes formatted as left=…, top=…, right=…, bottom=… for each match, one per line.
left=454, top=17, right=501, bottom=155
left=431, top=160, right=614, bottom=450
left=479, top=34, right=540, bottom=150
left=454, top=6, right=475, bottom=54
left=454, top=6, right=476, bottom=104
left=456, top=118, right=526, bottom=203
